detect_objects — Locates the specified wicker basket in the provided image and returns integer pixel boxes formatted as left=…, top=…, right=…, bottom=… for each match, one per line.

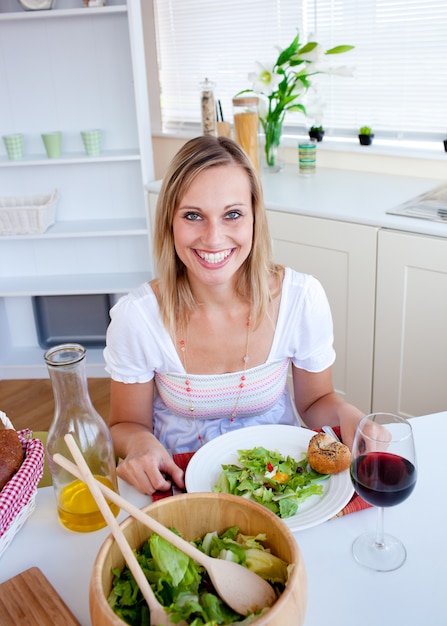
left=0, top=189, right=58, bottom=235
left=0, top=413, right=45, bottom=558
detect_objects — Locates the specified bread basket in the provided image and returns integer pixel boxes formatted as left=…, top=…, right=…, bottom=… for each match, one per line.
left=0, top=412, right=45, bottom=558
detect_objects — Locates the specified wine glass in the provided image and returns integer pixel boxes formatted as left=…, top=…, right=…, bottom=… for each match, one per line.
left=350, top=412, right=417, bottom=571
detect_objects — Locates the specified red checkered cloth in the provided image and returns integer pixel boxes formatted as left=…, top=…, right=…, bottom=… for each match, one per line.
left=153, top=427, right=371, bottom=517
left=0, top=429, right=45, bottom=537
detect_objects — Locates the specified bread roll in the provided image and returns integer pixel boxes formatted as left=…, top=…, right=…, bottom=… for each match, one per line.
left=307, top=432, right=351, bottom=475
left=0, top=429, right=24, bottom=491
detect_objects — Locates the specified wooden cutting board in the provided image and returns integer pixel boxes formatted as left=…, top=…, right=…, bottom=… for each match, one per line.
left=0, top=567, right=81, bottom=625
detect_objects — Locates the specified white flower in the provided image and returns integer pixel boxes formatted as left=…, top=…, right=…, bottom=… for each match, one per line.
left=249, top=61, right=282, bottom=96
left=257, top=94, right=270, bottom=120
left=298, top=42, right=325, bottom=63
left=290, top=82, right=307, bottom=98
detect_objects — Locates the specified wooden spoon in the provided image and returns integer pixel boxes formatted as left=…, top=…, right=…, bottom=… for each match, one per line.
left=59, top=434, right=185, bottom=626
left=55, top=436, right=277, bottom=616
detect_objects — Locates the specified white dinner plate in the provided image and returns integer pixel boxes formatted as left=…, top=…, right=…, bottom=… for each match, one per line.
left=185, top=424, right=354, bottom=532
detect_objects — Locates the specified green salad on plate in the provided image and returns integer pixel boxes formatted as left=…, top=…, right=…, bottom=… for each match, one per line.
left=213, top=446, right=329, bottom=519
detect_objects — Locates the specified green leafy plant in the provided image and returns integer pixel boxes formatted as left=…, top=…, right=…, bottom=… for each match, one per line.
left=309, top=124, right=325, bottom=141
left=238, top=32, right=354, bottom=167
left=359, top=125, right=373, bottom=135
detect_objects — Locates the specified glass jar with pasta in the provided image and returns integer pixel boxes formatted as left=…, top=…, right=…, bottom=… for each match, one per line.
left=232, top=96, right=259, bottom=170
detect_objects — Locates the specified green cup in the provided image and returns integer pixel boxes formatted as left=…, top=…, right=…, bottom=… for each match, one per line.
left=42, top=131, right=62, bottom=158
left=81, top=129, right=102, bottom=156
left=3, top=134, right=24, bottom=160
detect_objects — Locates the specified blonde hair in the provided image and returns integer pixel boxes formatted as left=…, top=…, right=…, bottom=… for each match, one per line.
left=154, top=135, right=281, bottom=334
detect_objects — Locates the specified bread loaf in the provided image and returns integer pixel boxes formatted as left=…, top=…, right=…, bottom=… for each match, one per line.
left=307, top=432, right=351, bottom=475
left=0, top=429, right=24, bottom=491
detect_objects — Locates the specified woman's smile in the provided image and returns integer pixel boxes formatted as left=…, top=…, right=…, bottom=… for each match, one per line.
left=193, top=248, right=235, bottom=266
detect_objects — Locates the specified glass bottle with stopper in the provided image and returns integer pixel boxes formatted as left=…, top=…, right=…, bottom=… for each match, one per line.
left=200, top=78, right=217, bottom=137
left=44, top=343, right=119, bottom=532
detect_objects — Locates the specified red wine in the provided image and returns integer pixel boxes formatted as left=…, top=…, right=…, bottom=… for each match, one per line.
left=351, top=452, right=416, bottom=507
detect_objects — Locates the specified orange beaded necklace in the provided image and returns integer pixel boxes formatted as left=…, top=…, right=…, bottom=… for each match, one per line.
left=178, top=315, right=252, bottom=445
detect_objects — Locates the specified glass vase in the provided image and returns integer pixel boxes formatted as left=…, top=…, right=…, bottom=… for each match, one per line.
left=44, top=343, right=119, bottom=532
left=262, top=115, right=285, bottom=172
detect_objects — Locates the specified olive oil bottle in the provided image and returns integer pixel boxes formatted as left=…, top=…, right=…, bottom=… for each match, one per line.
left=44, top=343, right=119, bottom=532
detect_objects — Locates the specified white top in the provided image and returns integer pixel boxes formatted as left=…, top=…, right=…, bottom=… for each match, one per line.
left=104, top=268, right=336, bottom=452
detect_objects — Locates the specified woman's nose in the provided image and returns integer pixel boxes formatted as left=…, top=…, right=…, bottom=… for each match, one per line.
left=202, top=219, right=224, bottom=245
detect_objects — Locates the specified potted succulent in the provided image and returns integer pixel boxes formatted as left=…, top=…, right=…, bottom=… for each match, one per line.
left=308, top=125, right=325, bottom=142
left=358, top=126, right=374, bottom=145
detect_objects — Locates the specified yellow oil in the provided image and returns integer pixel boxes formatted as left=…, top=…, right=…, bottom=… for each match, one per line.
left=57, top=476, right=120, bottom=532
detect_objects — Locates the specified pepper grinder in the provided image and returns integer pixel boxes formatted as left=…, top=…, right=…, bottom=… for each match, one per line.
left=200, top=78, right=217, bottom=137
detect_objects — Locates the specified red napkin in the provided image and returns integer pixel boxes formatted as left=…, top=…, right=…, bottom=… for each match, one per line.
left=153, top=427, right=371, bottom=517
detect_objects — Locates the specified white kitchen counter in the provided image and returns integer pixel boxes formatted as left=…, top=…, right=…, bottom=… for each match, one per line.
left=146, top=166, right=447, bottom=238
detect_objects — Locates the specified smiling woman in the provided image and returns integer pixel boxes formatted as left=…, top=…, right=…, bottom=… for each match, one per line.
left=103, top=135, right=364, bottom=496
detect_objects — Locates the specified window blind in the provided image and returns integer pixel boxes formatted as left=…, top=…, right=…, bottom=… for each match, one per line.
left=152, top=0, right=447, bottom=140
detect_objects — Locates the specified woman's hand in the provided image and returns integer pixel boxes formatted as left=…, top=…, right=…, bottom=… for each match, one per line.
left=108, top=379, right=185, bottom=494
left=116, top=430, right=185, bottom=495
left=338, top=406, right=365, bottom=449
left=293, top=365, right=364, bottom=449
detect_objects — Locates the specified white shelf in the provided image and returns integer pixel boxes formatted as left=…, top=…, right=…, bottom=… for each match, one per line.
left=0, top=0, right=155, bottom=378
left=0, top=218, right=148, bottom=241
left=0, top=4, right=127, bottom=22
left=0, top=150, right=141, bottom=168
left=0, top=345, right=108, bottom=379
left=0, top=271, right=151, bottom=297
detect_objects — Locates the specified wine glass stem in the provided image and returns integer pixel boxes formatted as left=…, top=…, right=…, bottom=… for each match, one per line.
left=375, top=506, right=385, bottom=548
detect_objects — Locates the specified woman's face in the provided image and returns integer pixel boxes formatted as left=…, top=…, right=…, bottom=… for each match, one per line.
left=173, top=164, right=254, bottom=289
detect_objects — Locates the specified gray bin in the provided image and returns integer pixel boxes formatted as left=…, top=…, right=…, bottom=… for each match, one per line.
left=33, top=294, right=113, bottom=349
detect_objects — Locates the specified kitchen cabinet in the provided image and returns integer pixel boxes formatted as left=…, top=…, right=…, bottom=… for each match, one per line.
left=373, top=229, right=447, bottom=416
left=0, top=0, right=154, bottom=378
left=266, top=211, right=377, bottom=414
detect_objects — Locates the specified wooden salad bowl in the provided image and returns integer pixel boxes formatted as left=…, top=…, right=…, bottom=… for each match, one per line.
left=90, top=492, right=307, bottom=625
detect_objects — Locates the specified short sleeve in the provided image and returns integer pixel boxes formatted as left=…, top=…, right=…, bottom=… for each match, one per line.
left=103, top=293, right=156, bottom=383
left=272, top=269, right=336, bottom=373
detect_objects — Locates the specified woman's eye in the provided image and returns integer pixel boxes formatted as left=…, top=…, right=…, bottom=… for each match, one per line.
left=225, top=210, right=242, bottom=220
left=184, top=212, right=202, bottom=221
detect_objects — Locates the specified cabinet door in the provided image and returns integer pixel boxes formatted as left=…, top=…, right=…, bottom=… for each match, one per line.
left=373, top=230, right=447, bottom=416
left=267, top=211, right=377, bottom=413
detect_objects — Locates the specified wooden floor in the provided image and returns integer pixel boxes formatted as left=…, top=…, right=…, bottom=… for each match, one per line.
left=0, top=378, right=111, bottom=432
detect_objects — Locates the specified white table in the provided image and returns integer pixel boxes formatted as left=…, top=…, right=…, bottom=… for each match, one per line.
left=1, top=412, right=446, bottom=626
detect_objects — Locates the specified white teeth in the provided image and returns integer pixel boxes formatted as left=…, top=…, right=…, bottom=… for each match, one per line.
left=196, top=249, right=232, bottom=264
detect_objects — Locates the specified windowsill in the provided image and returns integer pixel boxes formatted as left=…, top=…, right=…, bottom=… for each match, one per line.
left=293, top=136, right=447, bottom=161
left=152, top=128, right=447, bottom=162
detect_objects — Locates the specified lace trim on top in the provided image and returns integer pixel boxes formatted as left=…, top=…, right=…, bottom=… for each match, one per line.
left=155, top=358, right=290, bottom=420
